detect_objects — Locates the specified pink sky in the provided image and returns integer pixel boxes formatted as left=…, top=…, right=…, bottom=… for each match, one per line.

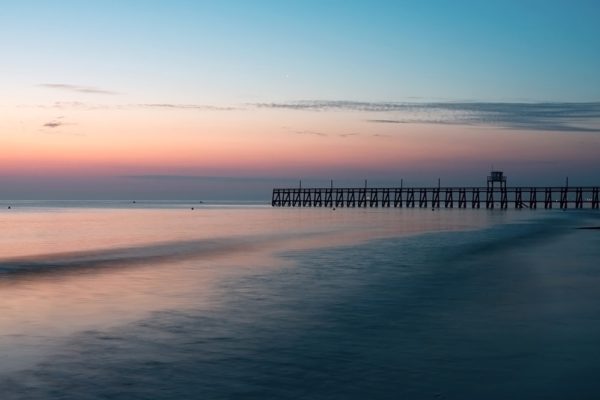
left=1, top=102, right=599, bottom=199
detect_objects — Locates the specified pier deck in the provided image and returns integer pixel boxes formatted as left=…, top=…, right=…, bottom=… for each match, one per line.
left=272, top=186, right=600, bottom=209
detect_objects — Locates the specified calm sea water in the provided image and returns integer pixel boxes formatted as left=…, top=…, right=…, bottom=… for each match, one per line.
left=1, top=202, right=599, bottom=399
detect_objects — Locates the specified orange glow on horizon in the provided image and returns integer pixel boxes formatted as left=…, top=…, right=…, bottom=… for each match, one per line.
left=2, top=107, right=600, bottom=180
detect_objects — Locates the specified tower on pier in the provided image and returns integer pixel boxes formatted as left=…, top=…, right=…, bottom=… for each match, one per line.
left=487, top=170, right=507, bottom=208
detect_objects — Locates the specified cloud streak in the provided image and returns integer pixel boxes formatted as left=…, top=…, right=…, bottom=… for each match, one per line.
left=121, top=175, right=284, bottom=183
left=281, top=126, right=328, bottom=137
left=39, top=83, right=118, bottom=95
left=293, top=130, right=327, bottom=137
left=32, top=102, right=239, bottom=111
left=138, top=103, right=238, bottom=111
left=43, top=121, right=64, bottom=128
left=42, top=116, right=69, bottom=129
left=256, top=100, right=600, bottom=133
left=28, top=97, right=600, bottom=133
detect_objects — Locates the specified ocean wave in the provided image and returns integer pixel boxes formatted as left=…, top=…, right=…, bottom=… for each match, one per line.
left=0, top=238, right=259, bottom=278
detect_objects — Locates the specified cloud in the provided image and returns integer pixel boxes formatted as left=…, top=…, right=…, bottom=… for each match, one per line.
left=39, top=83, right=118, bottom=95
left=43, top=121, right=63, bottom=128
left=293, top=130, right=327, bottom=137
left=254, top=100, right=405, bottom=112
left=49, top=101, right=90, bottom=109
left=30, top=102, right=239, bottom=111
left=42, top=116, right=76, bottom=131
left=281, top=126, right=327, bottom=137
left=27, top=97, right=600, bottom=133
left=121, top=175, right=282, bottom=182
left=255, top=100, right=600, bottom=133
left=138, top=103, right=238, bottom=111
left=367, top=119, right=407, bottom=124
left=284, top=128, right=358, bottom=138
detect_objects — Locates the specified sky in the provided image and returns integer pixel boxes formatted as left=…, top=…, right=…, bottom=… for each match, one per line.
left=1, top=0, right=599, bottom=199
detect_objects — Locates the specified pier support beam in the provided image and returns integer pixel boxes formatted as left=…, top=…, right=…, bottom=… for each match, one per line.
left=486, top=187, right=494, bottom=209
left=393, top=189, right=403, bottom=207
left=370, top=189, right=379, bottom=207
left=500, top=188, right=508, bottom=209
left=432, top=188, right=440, bottom=208
left=346, top=190, right=355, bottom=208
left=272, top=189, right=281, bottom=207
left=514, top=188, right=522, bottom=209
left=530, top=188, right=537, bottom=209
left=576, top=188, right=583, bottom=209
left=314, top=189, right=322, bottom=207
left=560, top=187, right=568, bottom=209
left=458, top=189, right=466, bottom=208
left=324, top=189, right=332, bottom=207
left=544, top=188, right=553, bottom=209
left=382, top=189, right=390, bottom=207
left=472, top=188, right=480, bottom=209
left=419, top=189, right=428, bottom=208
left=445, top=189, right=454, bottom=208
left=335, top=190, right=344, bottom=208
left=407, top=189, right=415, bottom=208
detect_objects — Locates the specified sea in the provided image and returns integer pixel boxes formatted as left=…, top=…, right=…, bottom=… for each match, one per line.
left=0, top=201, right=599, bottom=399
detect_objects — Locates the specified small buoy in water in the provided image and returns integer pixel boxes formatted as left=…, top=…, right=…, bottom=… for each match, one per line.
left=132, top=200, right=136, bottom=204
left=191, top=207, right=194, bottom=210
left=7, top=206, right=11, bottom=209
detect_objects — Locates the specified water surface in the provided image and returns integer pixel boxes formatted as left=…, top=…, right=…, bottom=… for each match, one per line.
left=1, top=203, right=599, bottom=399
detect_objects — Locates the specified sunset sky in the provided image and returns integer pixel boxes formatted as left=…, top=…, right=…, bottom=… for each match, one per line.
left=1, top=1, right=599, bottom=199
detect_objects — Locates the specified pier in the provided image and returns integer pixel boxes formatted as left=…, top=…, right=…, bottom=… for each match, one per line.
left=272, top=172, right=599, bottom=210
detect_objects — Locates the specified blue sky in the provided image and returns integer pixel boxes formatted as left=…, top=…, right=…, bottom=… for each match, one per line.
left=1, top=1, right=599, bottom=199
left=2, top=0, right=599, bottom=104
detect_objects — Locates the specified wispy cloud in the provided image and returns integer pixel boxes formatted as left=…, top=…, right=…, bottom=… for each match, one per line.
left=39, top=83, right=118, bottom=95
left=121, top=175, right=281, bottom=182
left=256, top=100, right=600, bottom=133
left=367, top=119, right=407, bottom=124
left=39, top=117, right=82, bottom=136
left=282, top=126, right=328, bottom=137
left=41, top=116, right=78, bottom=132
left=138, top=103, right=239, bottom=111
left=255, top=100, right=406, bottom=112
left=27, top=97, right=600, bottom=133
left=43, top=121, right=64, bottom=128
left=293, top=130, right=327, bottom=137
left=284, top=127, right=359, bottom=138
left=31, top=102, right=239, bottom=111
left=42, top=116, right=68, bottom=129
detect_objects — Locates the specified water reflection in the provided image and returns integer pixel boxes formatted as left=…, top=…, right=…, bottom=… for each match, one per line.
left=0, top=206, right=521, bottom=392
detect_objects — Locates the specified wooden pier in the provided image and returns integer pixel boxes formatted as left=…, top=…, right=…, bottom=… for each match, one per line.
left=272, top=172, right=599, bottom=210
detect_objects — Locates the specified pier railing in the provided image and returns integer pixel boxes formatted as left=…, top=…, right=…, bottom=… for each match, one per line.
left=271, top=186, right=600, bottom=209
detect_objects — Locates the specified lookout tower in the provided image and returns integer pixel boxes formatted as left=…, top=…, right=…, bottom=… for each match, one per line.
left=487, top=170, right=507, bottom=209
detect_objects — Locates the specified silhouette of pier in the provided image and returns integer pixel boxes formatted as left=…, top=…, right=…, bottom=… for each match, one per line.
left=271, top=172, right=599, bottom=210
